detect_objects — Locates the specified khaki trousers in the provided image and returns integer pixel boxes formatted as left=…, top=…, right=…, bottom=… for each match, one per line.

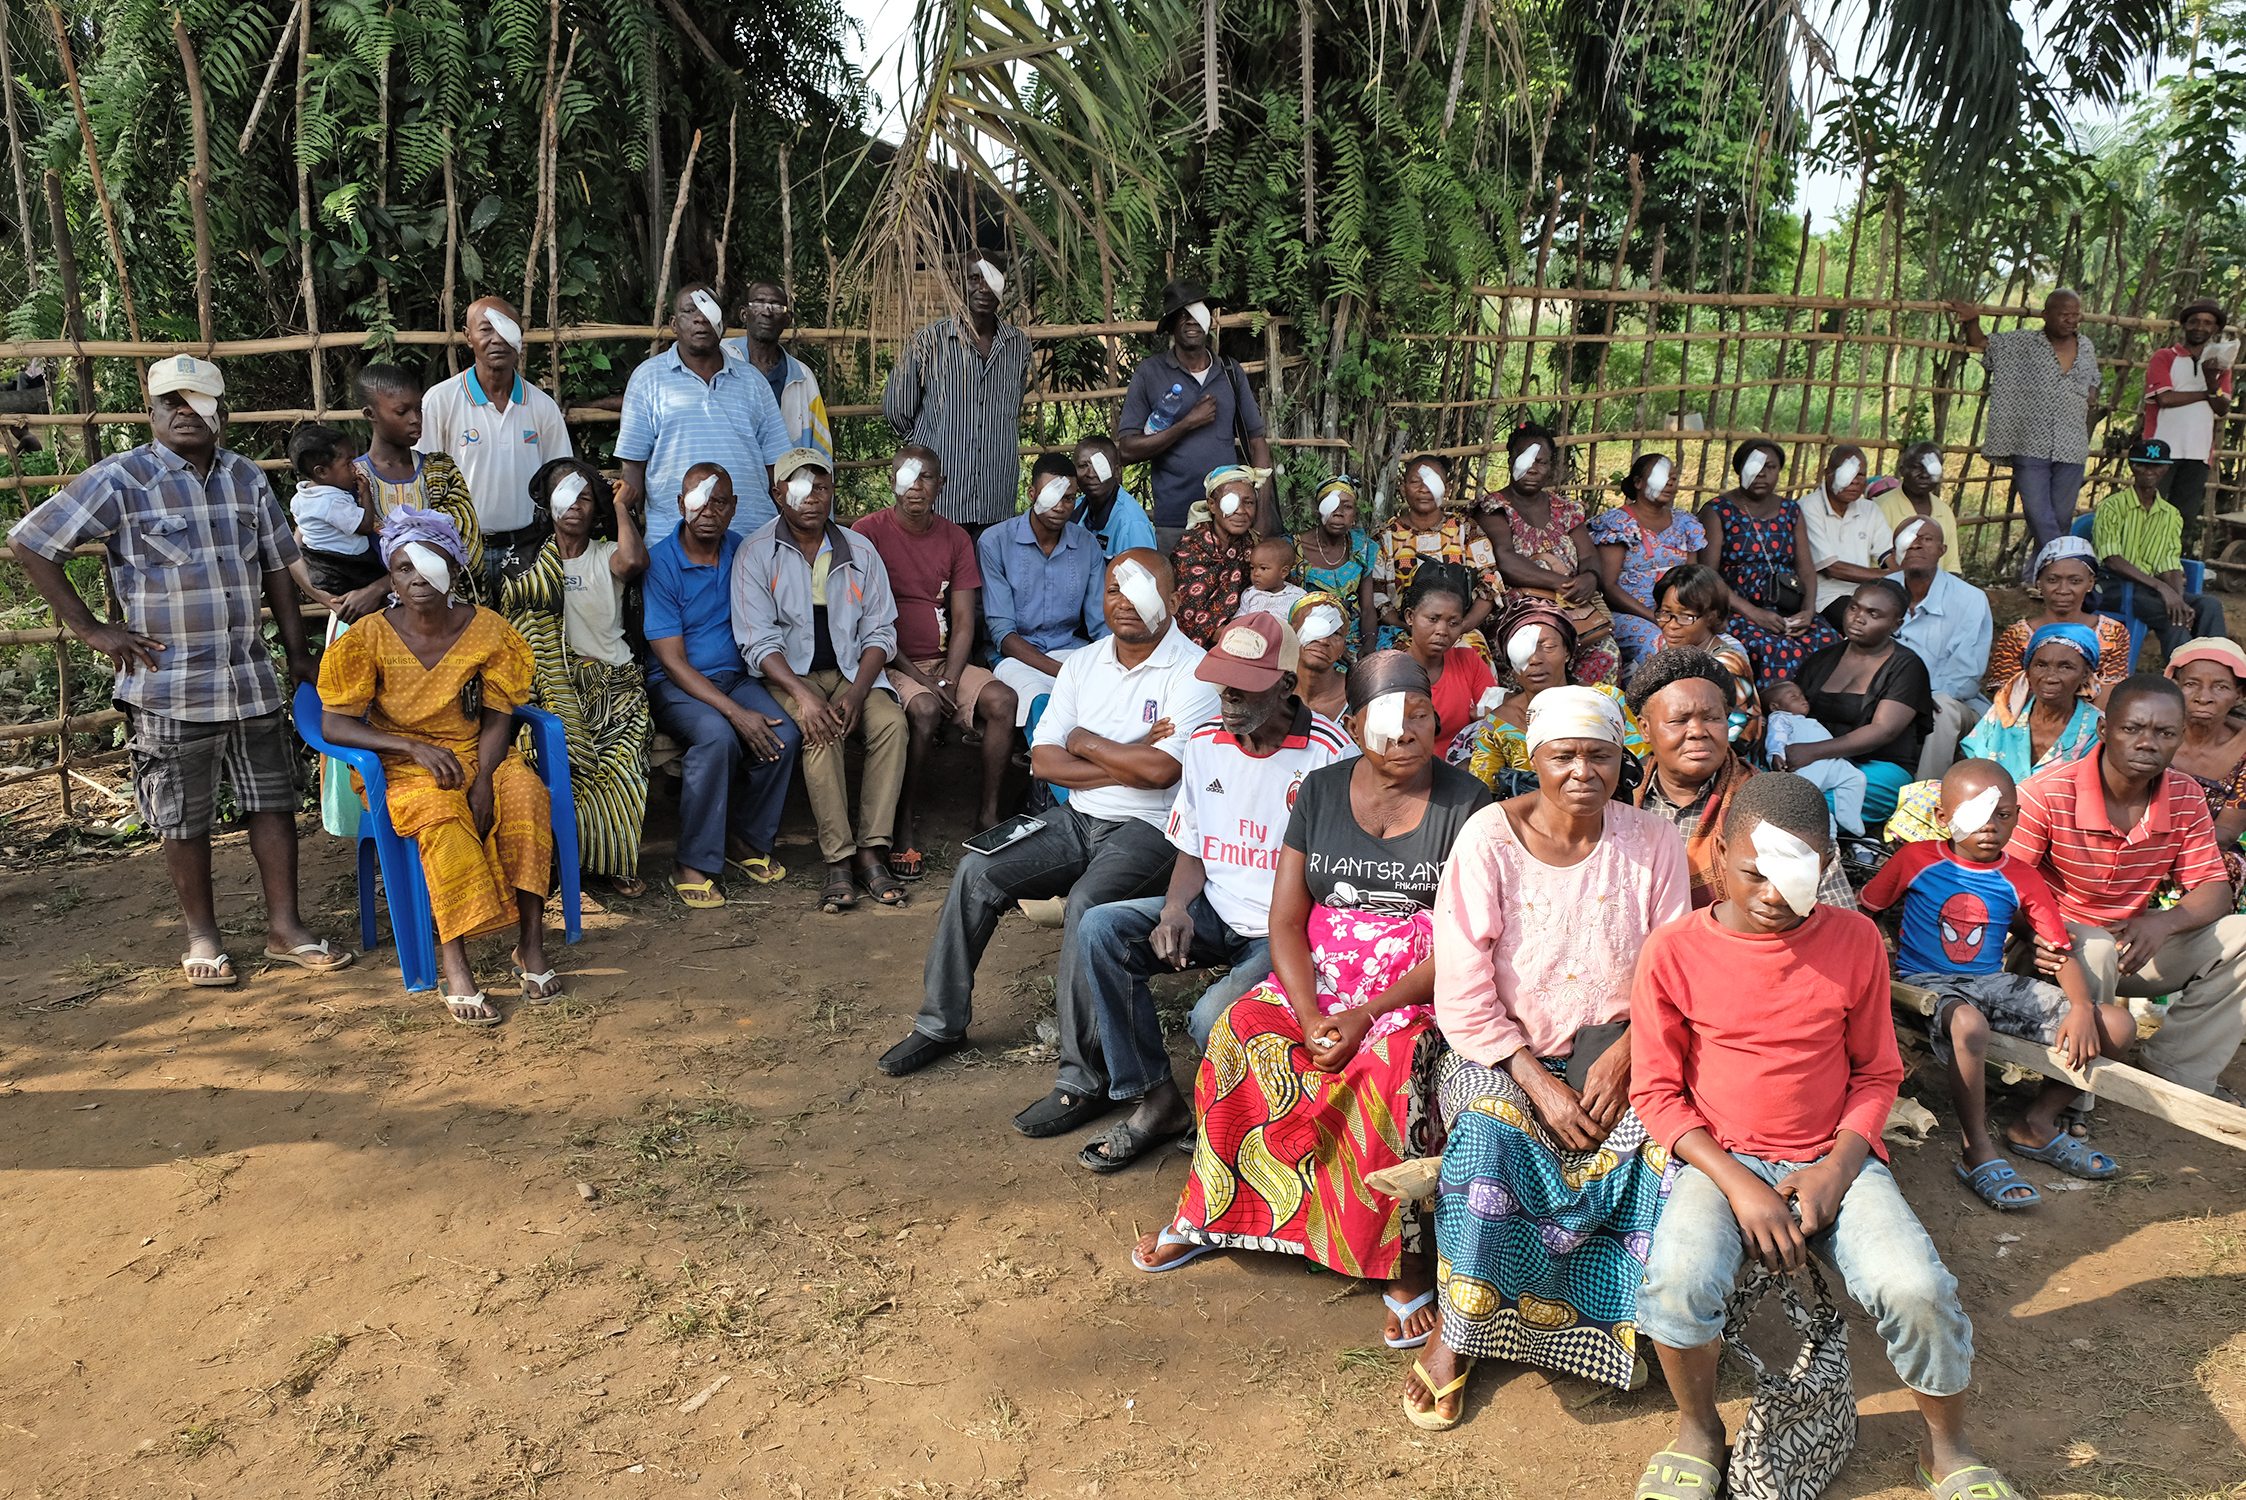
left=778, top=668, right=908, bottom=864
left=2069, top=915, right=2246, bottom=1095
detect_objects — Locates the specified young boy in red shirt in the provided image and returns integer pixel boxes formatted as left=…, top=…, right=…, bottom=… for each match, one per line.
left=1862, top=759, right=2136, bottom=1211
left=1630, top=772, right=2017, bottom=1500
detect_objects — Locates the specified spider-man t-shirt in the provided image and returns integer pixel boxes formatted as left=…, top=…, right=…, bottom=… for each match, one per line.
left=1861, top=841, right=2072, bottom=976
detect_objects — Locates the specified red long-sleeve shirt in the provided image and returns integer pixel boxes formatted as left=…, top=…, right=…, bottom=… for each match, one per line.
left=1630, top=906, right=1903, bottom=1163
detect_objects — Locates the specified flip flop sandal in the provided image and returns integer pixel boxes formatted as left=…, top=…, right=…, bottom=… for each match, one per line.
left=1382, top=1288, right=1439, bottom=1350
left=1956, top=1157, right=2041, bottom=1211
left=1131, top=1225, right=1218, bottom=1274
left=888, top=847, right=926, bottom=881
left=2009, top=1128, right=2118, bottom=1180
left=604, top=874, right=648, bottom=898
left=819, top=873, right=860, bottom=915
left=670, top=877, right=725, bottom=910
left=1078, top=1119, right=1183, bottom=1174
left=445, top=991, right=501, bottom=1028
left=725, top=853, right=787, bottom=886
left=262, top=939, right=354, bottom=973
left=1919, top=1463, right=2022, bottom=1500
left=180, top=951, right=238, bottom=988
left=1401, top=1356, right=1474, bottom=1432
left=1638, top=1449, right=1726, bottom=1499
left=509, top=957, right=563, bottom=1004
left=856, top=863, right=908, bottom=907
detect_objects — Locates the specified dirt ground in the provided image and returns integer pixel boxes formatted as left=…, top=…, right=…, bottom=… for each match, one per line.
left=4, top=735, right=2246, bottom=1500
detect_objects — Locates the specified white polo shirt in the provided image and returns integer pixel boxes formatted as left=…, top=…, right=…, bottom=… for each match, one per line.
left=1166, top=706, right=1354, bottom=937
left=418, top=367, right=573, bottom=533
left=1800, top=483, right=1895, bottom=610
left=1031, top=624, right=1219, bottom=828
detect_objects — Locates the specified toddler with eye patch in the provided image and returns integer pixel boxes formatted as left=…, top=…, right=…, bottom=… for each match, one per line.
left=1236, top=535, right=1307, bottom=621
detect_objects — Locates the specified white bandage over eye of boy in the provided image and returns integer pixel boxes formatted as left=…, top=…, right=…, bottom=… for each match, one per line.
left=1749, top=820, right=1823, bottom=917
left=1033, top=476, right=1071, bottom=516
left=1948, top=785, right=2002, bottom=837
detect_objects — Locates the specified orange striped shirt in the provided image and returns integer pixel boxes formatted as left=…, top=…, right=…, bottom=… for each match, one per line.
left=2008, top=747, right=2228, bottom=928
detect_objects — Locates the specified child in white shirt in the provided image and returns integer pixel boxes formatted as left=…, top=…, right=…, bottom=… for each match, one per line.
left=1236, top=535, right=1307, bottom=621
left=1764, top=679, right=1866, bottom=835
left=287, top=422, right=384, bottom=599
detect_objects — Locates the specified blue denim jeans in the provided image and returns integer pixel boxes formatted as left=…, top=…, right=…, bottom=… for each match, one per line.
left=646, top=670, right=803, bottom=875
left=1636, top=1152, right=1974, bottom=1397
left=1076, top=893, right=1269, bottom=1101
left=2010, top=457, right=2086, bottom=582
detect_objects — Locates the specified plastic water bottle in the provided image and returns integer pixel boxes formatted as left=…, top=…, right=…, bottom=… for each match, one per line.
left=1143, top=380, right=1190, bottom=434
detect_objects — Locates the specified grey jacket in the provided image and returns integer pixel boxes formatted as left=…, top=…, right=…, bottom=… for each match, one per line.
left=731, top=519, right=899, bottom=685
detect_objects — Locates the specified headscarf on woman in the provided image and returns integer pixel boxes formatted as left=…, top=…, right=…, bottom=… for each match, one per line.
left=378, top=505, right=474, bottom=593
left=1494, top=597, right=1578, bottom=682
left=1173, top=466, right=1267, bottom=647
left=2031, top=534, right=2099, bottom=579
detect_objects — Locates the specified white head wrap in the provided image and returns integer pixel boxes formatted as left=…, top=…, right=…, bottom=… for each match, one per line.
left=1296, top=604, right=1344, bottom=644
left=1893, top=518, right=1929, bottom=559
left=1416, top=463, right=1447, bottom=502
left=1088, top=449, right=1113, bottom=482
left=1113, top=557, right=1166, bottom=626
left=548, top=471, right=590, bottom=520
left=1524, top=685, right=1627, bottom=755
left=1948, top=785, right=2003, bottom=837
left=1033, top=475, right=1072, bottom=517
left=1506, top=622, right=1553, bottom=673
left=401, top=541, right=452, bottom=596
left=688, top=288, right=725, bottom=333
left=1919, top=450, right=1944, bottom=482
left=1831, top=454, right=1862, bottom=493
left=1511, top=442, right=1542, bottom=482
left=681, top=473, right=718, bottom=518
left=893, top=456, right=925, bottom=496
left=479, top=305, right=524, bottom=352
left=973, top=259, right=1005, bottom=296
left=1738, top=448, right=1769, bottom=488
left=1186, top=300, right=1212, bottom=333
left=1646, top=456, right=1673, bottom=498
left=785, top=473, right=816, bottom=507
left=1362, top=691, right=1407, bottom=755
left=2033, top=535, right=2098, bottom=578
left=1749, top=821, right=1823, bottom=916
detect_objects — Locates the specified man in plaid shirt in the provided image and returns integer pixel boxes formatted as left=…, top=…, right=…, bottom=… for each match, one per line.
left=9, top=356, right=352, bottom=987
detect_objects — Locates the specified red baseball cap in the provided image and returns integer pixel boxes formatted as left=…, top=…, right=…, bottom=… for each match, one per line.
left=1196, top=612, right=1296, bottom=690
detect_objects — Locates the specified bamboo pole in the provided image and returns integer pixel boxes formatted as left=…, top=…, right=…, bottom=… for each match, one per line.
left=237, top=0, right=303, bottom=153
left=1759, top=212, right=1813, bottom=431
left=715, top=105, right=740, bottom=294
left=0, top=0, right=36, bottom=291
left=372, top=15, right=393, bottom=338
left=779, top=140, right=795, bottom=304
left=1517, top=180, right=1562, bottom=400
left=1588, top=156, right=1644, bottom=435
left=42, top=170, right=97, bottom=466
left=1632, top=224, right=1664, bottom=437
left=1673, top=194, right=1703, bottom=434
left=45, top=1, right=141, bottom=343
left=171, top=11, right=215, bottom=348
left=544, top=31, right=579, bottom=393
left=522, top=0, right=561, bottom=318
left=293, top=0, right=323, bottom=413
left=648, top=130, right=703, bottom=349
left=440, top=132, right=460, bottom=375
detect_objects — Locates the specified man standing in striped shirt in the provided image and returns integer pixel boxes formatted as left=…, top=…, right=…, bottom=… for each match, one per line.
left=2010, top=674, right=2246, bottom=1098
left=2091, top=436, right=2225, bottom=656
left=882, top=256, right=1034, bottom=532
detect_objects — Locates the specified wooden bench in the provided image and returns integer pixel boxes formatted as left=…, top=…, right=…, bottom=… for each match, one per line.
left=1891, top=979, right=2246, bottom=1152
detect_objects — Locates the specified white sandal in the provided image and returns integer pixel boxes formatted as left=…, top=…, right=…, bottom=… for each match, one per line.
left=180, top=951, right=237, bottom=988
left=445, top=991, right=501, bottom=1027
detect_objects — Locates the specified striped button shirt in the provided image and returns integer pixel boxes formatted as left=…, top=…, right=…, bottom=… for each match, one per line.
left=618, top=345, right=791, bottom=544
left=2008, top=747, right=2228, bottom=927
left=1980, top=328, right=2099, bottom=465
left=7, top=443, right=300, bottom=723
left=2091, top=490, right=2184, bottom=577
left=882, top=317, right=1033, bottom=527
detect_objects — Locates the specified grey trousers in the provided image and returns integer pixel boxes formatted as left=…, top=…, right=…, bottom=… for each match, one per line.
left=2070, top=915, right=2246, bottom=1095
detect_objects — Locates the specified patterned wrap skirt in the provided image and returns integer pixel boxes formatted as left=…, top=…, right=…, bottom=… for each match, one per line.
left=1168, top=906, right=1443, bottom=1280
left=1433, top=1051, right=1673, bottom=1388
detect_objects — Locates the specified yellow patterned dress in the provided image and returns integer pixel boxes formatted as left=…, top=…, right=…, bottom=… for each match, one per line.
left=501, top=540, right=650, bottom=880
left=317, top=609, right=552, bottom=943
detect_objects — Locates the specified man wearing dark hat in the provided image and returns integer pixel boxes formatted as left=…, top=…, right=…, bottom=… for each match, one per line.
left=2142, top=298, right=2234, bottom=556
left=1117, top=280, right=1278, bottom=551
left=883, top=255, right=1033, bottom=532
left=2092, top=437, right=2226, bottom=655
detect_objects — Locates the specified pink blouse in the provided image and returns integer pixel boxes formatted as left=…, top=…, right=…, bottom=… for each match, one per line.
left=1432, top=800, right=1690, bottom=1067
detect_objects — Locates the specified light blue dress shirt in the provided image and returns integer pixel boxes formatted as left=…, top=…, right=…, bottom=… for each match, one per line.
left=977, top=514, right=1110, bottom=655
left=618, top=346, right=790, bottom=543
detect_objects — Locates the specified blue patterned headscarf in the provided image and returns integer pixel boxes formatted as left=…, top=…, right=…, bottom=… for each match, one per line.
left=2024, top=620, right=2101, bottom=669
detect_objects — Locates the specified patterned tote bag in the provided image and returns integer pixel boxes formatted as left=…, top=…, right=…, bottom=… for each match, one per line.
left=1722, top=1254, right=1857, bottom=1500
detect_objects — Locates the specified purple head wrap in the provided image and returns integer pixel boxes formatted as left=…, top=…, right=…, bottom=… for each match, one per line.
left=377, top=505, right=472, bottom=575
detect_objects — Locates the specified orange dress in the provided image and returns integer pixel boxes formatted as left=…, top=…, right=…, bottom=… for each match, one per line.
left=318, top=609, right=553, bottom=943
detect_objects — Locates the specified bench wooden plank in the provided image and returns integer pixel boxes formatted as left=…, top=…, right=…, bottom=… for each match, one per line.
left=1894, top=981, right=2246, bottom=1153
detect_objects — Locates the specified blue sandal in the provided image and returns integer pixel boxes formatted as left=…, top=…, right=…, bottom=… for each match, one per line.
left=1956, top=1157, right=2041, bottom=1211
left=2009, top=1129, right=2118, bottom=1180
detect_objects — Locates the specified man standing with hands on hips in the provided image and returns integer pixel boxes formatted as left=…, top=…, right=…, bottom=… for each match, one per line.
left=1118, top=280, right=1280, bottom=551
left=9, top=356, right=352, bottom=988
left=418, top=295, right=573, bottom=591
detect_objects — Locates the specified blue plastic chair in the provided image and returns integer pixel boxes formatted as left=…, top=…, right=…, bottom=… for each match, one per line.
left=1023, top=692, right=1068, bottom=805
left=2070, top=512, right=2205, bottom=669
left=294, top=681, right=582, bottom=994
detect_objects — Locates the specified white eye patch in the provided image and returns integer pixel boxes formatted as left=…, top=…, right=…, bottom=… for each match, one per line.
left=1297, top=605, right=1343, bottom=643
left=1647, top=457, right=1672, bottom=496
left=1511, top=443, right=1542, bottom=482
left=183, top=393, right=220, bottom=432
left=1218, top=491, right=1243, bottom=517
left=681, top=474, right=718, bottom=517
left=1832, top=455, right=1862, bottom=492
left=1186, top=300, right=1211, bottom=333
left=1088, top=450, right=1113, bottom=482
left=1919, top=451, right=1943, bottom=481
left=973, top=259, right=1005, bottom=296
left=1739, top=449, right=1768, bottom=488
left=1362, top=691, right=1406, bottom=754
left=549, top=471, right=589, bottom=519
left=893, top=457, right=924, bottom=496
left=1749, top=820, right=1822, bottom=917
left=1318, top=490, right=1345, bottom=520
left=1894, top=519, right=1928, bottom=558
left=1113, top=557, right=1166, bottom=625
left=1033, top=476, right=1071, bottom=516
left=401, top=541, right=451, bottom=596
left=786, top=474, right=815, bottom=506
left=1948, top=785, right=2002, bottom=836
left=688, top=289, right=725, bottom=333
left=481, top=306, right=523, bottom=351
left=1417, top=464, right=1446, bottom=502
left=1506, top=623, right=1550, bottom=673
